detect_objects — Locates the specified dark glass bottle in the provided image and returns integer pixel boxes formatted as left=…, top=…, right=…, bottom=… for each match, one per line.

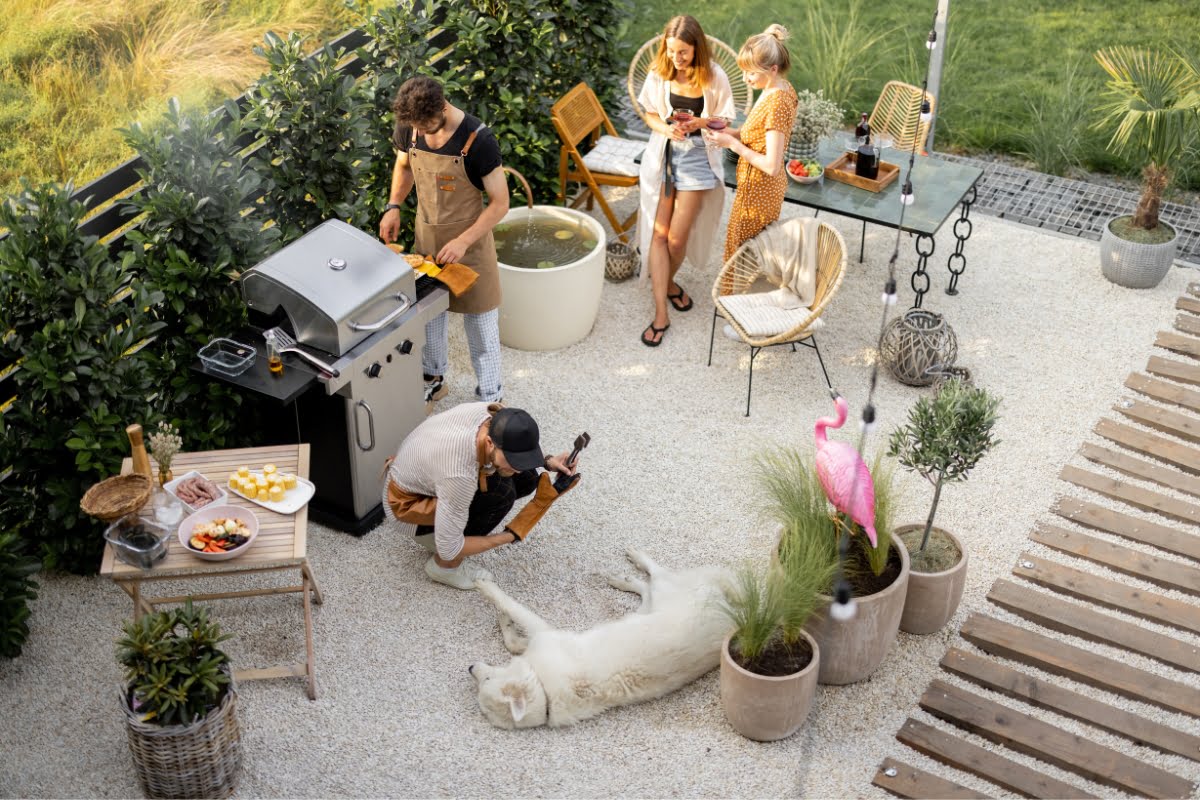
left=854, top=112, right=871, bottom=143
left=855, top=135, right=879, bottom=180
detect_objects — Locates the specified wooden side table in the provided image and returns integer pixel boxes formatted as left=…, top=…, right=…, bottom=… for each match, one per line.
left=100, top=443, right=323, bottom=699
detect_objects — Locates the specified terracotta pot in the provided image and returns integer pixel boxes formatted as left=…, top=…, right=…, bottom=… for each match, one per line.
left=719, top=630, right=819, bottom=741
left=807, top=541, right=909, bottom=685
left=898, top=524, right=967, bottom=635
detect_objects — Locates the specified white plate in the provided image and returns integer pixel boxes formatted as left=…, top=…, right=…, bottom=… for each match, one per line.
left=226, top=470, right=315, bottom=515
left=163, top=470, right=228, bottom=514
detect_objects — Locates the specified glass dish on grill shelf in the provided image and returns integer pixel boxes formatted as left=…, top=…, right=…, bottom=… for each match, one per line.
left=198, top=338, right=257, bottom=377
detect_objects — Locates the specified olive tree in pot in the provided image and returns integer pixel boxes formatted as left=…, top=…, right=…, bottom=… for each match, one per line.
left=757, top=445, right=907, bottom=686
left=718, top=524, right=836, bottom=741
left=117, top=602, right=241, bottom=799
left=887, top=378, right=1000, bottom=635
left=1094, top=46, right=1200, bottom=289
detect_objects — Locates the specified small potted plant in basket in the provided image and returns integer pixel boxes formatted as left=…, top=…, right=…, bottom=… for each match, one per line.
left=887, top=377, right=1000, bottom=634
left=787, top=89, right=845, bottom=165
left=117, top=602, right=242, bottom=799
left=718, top=522, right=835, bottom=741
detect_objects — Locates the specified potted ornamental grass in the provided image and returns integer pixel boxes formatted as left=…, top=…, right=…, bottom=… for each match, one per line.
left=887, top=378, right=1000, bottom=634
left=117, top=602, right=242, bottom=799
left=787, top=89, right=845, bottom=162
left=718, top=525, right=835, bottom=741
left=755, top=445, right=907, bottom=686
left=1094, top=46, right=1200, bottom=288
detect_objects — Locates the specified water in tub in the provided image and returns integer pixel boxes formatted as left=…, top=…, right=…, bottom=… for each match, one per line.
left=494, top=215, right=598, bottom=269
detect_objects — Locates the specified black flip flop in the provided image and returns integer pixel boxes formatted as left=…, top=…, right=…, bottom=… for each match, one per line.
left=641, top=321, right=669, bottom=347
left=668, top=284, right=694, bottom=312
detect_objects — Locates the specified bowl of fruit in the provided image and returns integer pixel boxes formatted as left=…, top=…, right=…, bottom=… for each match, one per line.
left=178, top=504, right=259, bottom=562
left=787, top=159, right=823, bottom=184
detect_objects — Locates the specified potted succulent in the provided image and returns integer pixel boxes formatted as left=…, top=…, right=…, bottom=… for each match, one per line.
left=117, top=602, right=242, bottom=799
left=787, top=89, right=845, bottom=162
left=718, top=524, right=835, bottom=741
left=1094, top=46, right=1200, bottom=288
left=887, top=378, right=1000, bottom=634
left=757, top=445, right=907, bottom=686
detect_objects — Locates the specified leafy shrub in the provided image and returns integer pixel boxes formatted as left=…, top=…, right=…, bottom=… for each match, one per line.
left=242, top=31, right=376, bottom=244
left=120, top=99, right=279, bottom=450
left=0, top=531, right=39, bottom=659
left=0, top=182, right=163, bottom=572
left=117, top=602, right=232, bottom=726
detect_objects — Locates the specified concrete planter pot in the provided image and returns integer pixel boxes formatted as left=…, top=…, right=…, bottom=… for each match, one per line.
left=719, top=630, right=820, bottom=742
left=807, top=542, right=909, bottom=685
left=1099, top=216, right=1178, bottom=289
left=897, top=525, right=967, bottom=635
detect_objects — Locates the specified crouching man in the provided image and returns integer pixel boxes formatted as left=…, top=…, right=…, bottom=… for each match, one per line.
left=384, top=402, right=581, bottom=589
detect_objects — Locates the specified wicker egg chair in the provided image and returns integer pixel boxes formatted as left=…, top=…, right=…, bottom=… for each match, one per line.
left=627, top=35, right=753, bottom=128
left=868, top=80, right=935, bottom=153
left=708, top=220, right=847, bottom=416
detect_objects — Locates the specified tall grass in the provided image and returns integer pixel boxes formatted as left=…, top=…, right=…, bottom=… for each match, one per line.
left=788, top=0, right=897, bottom=114
left=0, top=0, right=375, bottom=196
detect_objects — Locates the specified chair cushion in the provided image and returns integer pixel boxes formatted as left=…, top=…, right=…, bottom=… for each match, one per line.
left=717, top=292, right=826, bottom=338
left=582, top=135, right=645, bottom=178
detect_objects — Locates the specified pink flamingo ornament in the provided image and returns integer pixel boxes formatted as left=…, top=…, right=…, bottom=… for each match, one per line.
left=814, top=390, right=877, bottom=546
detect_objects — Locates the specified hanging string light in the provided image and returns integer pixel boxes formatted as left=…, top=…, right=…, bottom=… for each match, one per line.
left=827, top=6, right=939, bottom=624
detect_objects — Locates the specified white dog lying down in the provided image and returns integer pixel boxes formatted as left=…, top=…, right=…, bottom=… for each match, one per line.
left=469, top=548, right=734, bottom=728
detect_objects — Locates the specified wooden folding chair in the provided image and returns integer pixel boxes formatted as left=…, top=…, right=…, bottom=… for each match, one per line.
left=626, top=35, right=753, bottom=128
left=550, top=82, right=639, bottom=243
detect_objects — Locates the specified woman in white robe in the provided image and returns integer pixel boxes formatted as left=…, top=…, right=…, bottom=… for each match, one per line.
left=636, top=16, right=734, bottom=347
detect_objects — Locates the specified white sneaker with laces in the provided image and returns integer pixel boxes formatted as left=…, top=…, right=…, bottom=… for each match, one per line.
left=424, top=557, right=492, bottom=590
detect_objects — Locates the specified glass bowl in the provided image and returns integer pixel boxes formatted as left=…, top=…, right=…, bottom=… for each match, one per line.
left=104, top=514, right=171, bottom=570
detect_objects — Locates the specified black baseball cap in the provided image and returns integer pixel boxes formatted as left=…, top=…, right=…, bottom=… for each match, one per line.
left=490, top=407, right=545, bottom=471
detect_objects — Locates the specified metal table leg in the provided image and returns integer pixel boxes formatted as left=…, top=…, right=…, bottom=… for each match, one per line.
left=945, top=184, right=977, bottom=296
left=911, top=234, right=935, bottom=309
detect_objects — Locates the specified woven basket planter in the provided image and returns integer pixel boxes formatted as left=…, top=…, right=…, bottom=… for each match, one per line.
left=1100, top=217, right=1178, bottom=289
left=605, top=240, right=638, bottom=282
left=124, top=674, right=242, bottom=799
left=880, top=309, right=958, bottom=387
left=786, top=134, right=820, bottom=163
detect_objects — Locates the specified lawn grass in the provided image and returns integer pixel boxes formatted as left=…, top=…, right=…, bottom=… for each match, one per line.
left=628, top=0, right=1199, bottom=189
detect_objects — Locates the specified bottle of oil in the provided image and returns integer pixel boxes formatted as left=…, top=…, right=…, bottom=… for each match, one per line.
left=265, top=331, right=284, bottom=376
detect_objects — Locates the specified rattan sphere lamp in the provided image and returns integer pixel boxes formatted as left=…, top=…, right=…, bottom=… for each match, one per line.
left=879, top=308, right=958, bottom=386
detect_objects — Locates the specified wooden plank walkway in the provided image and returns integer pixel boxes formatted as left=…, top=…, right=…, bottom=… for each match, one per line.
left=880, top=284, right=1200, bottom=799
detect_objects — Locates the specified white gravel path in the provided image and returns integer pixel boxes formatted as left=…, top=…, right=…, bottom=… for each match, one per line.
left=2, top=185, right=1198, bottom=799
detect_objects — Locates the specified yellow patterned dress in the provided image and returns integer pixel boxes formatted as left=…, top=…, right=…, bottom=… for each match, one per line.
left=723, top=84, right=799, bottom=261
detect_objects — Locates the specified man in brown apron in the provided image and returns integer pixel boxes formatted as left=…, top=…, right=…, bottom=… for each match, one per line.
left=379, top=76, right=509, bottom=407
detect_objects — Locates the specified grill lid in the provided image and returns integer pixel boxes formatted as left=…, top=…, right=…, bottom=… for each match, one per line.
left=241, top=220, right=415, bottom=356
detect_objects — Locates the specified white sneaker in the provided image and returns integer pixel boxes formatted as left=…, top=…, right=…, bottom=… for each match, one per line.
left=424, top=557, right=493, bottom=590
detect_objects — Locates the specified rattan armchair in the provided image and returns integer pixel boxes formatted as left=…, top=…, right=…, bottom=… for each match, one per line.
left=550, top=82, right=641, bottom=243
left=627, top=35, right=752, bottom=128
left=708, top=220, right=847, bottom=415
left=868, top=80, right=935, bottom=153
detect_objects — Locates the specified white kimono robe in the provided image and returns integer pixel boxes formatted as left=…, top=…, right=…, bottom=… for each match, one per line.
left=636, top=65, right=736, bottom=280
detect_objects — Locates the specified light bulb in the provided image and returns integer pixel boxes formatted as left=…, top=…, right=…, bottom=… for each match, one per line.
left=920, top=99, right=933, bottom=123
left=900, top=179, right=915, bottom=206
left=925, top=30, right=937, bottom=49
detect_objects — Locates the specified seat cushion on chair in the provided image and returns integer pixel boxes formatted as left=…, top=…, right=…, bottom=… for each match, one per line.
left=582, top=135, right=646, bottom=178
left=718, top=293, right=826, bottom=338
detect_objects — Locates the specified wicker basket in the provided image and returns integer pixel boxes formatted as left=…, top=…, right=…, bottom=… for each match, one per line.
left=124, top=675, right=242, bottom=800
left=81, top=474, right=152, bottom=522
left=880, top=309, right=959, bottom=387
left=605, top=241, right=638, bottom=282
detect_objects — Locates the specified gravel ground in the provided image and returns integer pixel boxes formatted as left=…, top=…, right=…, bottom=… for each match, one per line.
left=2, top=186, right=1198, bottom=799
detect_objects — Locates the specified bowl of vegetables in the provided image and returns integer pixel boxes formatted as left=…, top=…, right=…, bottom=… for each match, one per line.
left=178, top=504, right=259, bottom=561
left=786, top=159, right=823, bottom=184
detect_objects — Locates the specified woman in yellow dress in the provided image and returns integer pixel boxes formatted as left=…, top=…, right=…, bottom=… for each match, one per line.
left=708, top=25, right=798, bottom=261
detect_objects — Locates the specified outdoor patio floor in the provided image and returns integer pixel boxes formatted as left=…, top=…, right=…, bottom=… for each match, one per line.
left=1, top=185, right=1198, bottom=798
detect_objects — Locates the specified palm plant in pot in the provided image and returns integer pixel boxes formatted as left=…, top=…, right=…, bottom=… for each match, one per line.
left=1093, top=46, right=1200, bottom=288
left=718, top=526, right=836, bottom=741
left=117, top=602, right=242, bottom=799
left=887, top=378, right=1000, bottom=635
left=757, top=442, right=906, bottom=687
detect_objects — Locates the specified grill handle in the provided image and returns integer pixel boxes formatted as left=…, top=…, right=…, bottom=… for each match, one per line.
left=348, top=293, right=412, bottom=332
left=354, top=400, right=376, bottom=451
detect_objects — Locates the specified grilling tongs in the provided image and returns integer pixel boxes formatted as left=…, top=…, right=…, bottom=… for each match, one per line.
left=553, top=432, right=590, bottom=492
left=263, top=327, right=341, bottom=378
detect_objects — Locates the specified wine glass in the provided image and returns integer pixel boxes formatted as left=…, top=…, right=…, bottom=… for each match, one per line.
left=669, top=107, right=695, bottom=153
left=702, top=116, right=729, bottom=151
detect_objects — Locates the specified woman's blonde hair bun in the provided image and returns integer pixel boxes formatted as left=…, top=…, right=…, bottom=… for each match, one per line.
left=764, top=24, right=789, bottom=41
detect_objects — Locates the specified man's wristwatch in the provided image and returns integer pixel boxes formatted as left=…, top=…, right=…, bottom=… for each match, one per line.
left=383, top=202, right=402, bottom=213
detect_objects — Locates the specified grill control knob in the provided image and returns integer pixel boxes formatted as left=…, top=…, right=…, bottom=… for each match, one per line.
left=397, top=339, right=414, bottom=355
left=366, top=362, right=382, bottom=379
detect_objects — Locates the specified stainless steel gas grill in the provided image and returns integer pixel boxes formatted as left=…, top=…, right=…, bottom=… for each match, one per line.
left=219, top=219, right=448, bottom=532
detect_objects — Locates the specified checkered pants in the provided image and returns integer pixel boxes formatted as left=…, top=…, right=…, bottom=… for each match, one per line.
left=421, top=309, right=503, bottom=401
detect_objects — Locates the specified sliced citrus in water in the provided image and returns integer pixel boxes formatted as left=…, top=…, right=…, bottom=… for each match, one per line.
left=554, top=230, right=573, bottom=240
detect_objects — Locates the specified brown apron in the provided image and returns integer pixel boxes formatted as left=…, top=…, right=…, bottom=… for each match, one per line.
left=409, top=125, right=501, bottom=314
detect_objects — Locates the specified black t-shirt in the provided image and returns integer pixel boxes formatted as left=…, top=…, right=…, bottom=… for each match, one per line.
left=392, top=112, right=503, bottom=191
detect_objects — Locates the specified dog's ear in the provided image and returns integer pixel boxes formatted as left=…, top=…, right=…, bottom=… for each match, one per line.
left=506, top=685, right=528, bottom=722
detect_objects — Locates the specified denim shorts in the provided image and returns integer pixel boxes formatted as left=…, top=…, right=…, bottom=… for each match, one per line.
left=666, top=139, right=720, bottom=191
